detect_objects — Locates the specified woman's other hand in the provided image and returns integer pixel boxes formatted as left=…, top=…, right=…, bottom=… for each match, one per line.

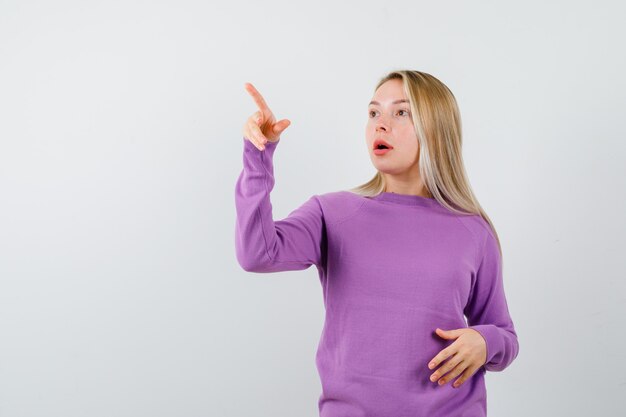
left=242, top=82, right=291, bottom=151
left=427, top=327, right=488, bottom=388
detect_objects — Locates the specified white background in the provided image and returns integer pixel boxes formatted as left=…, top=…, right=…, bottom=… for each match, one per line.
left=1, top=0, right=624, bottom=416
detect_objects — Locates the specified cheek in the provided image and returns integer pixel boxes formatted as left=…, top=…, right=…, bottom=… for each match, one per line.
left=397, top=135, right=420, bottom=163
left=400, top=127, right=419, bottom=149
left=398, top=126, right=418, bottom=150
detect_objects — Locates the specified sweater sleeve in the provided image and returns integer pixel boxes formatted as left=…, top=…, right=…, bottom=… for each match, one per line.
left=464, top=227, right=519, bottom=372
left=234, top=137, right=325, bottom=273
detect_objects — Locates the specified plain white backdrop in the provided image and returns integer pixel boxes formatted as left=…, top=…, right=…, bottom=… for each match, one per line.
left=1, top=0, right=624, bottom=416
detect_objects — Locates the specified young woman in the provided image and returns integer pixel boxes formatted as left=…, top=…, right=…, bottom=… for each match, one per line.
left=235, top=70, right=519, bottom=417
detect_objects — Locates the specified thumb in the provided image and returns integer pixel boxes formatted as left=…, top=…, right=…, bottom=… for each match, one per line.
left=272, top=119, right=291, bottom=135
left=435, top=328, right=462, bottom=339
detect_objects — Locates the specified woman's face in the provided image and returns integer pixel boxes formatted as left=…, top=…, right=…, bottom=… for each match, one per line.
left=365, top=79, right=420, bottom=176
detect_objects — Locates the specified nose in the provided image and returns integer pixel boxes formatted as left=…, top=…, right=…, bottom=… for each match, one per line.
left=375, top=123, right=388, bottom=133
left=374, top=113, right=392, bottom=132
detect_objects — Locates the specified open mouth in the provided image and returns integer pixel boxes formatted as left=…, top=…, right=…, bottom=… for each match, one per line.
left=373, top=141, right=393, bottom=155
left=373, top=138, right=394, bottom=150
left=372, top=138, right=393, bottom=155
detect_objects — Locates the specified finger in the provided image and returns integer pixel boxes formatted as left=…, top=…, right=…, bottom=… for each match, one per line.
left=243, top=121, right=266, bottom=150
left=428, top=344, right=457, bottom=370
left=248, top=118, right=268, bottom=143
left=272, top=119, right=291, bottom=135
left=437, top=359, right=468, bottom=386
left=435, top=328, right=464, bottom=340
left=253, top=110, right=263, bottom=125
left=430, top=352, right=463, bottom=383
left=452, top=363, right=480, bottom=388
left=244, top=82, right=272, bottom=116
left=243, top=133, right=265, bottom=151
left=245, top=119, right=268, bottom=150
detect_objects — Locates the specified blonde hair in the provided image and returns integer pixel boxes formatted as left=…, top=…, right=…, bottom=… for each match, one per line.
left=349, top=70, right=502, bottom=255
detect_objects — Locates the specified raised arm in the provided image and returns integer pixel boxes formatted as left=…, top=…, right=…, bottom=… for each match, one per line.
left=235, top=82, right=325, bottom=273
left=464, top=227, right=520, bottom=372
left=234, top=138, right=325, bottom=273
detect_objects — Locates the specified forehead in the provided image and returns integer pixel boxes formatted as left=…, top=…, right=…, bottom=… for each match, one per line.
left=369, top=99, right=409, bottom=106
left=370, top=79, right=407, bottom=105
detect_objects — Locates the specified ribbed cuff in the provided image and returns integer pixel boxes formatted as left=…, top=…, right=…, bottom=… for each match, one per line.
left=469, top=324, right=503, bottom=367
left=242, top=136, right=280, bottom=154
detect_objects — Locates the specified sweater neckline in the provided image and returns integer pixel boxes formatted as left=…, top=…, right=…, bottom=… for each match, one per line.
left=371, top=192, right=441, bottom=208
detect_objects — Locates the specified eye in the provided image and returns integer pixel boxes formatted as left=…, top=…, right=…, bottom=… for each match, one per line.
left=368, top=109, right=410, bottom=118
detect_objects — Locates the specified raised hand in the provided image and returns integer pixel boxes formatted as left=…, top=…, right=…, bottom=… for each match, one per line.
left=242, top=82, right=291, bottom=151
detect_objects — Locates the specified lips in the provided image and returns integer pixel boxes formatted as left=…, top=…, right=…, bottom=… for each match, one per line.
left=373, top=138, right=394, bottom=150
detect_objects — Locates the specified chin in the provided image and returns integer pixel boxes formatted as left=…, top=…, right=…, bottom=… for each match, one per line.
left=372, top=163, right=398, bottom=174
left=373, top=160, right=411, bottom=175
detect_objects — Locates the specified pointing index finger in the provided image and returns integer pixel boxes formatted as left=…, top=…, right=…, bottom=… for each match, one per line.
left=244, top=82, right=272, bottom=115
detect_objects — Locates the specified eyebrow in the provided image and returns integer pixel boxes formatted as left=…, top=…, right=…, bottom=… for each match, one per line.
left=369, top=99, right=409, bottom=106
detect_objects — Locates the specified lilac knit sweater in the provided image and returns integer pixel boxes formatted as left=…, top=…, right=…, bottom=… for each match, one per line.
left=235, top=137, right=519, bottom=417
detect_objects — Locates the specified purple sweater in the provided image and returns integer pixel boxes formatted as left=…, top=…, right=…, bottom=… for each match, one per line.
left=235, top=137, right=519, bottom=417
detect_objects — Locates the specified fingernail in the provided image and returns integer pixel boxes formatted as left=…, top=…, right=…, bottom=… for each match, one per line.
left=428, top=362, right=434, bottom=369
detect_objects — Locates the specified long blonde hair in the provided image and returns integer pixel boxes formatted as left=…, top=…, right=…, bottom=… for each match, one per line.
left=349, top=70, right=502, bottom=255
